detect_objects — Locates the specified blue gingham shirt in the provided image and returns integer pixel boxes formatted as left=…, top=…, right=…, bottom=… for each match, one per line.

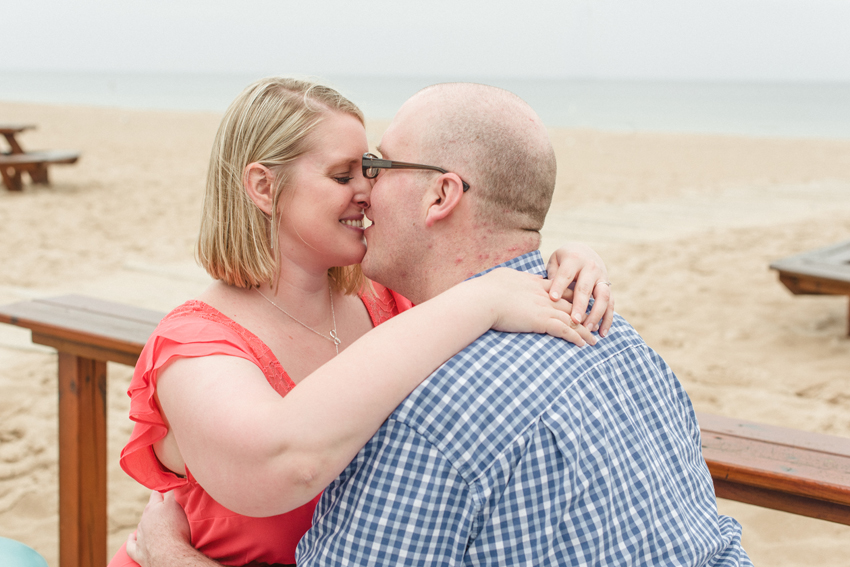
left=297, top=251, right=752, bottom=566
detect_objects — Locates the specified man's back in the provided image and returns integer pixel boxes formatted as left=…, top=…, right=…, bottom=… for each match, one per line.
left=298, top=253, right=751, bottom=566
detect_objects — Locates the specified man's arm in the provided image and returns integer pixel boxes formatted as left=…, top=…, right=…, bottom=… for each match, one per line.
left=126, top=492, right=221, bottom=567
left=297, top=421, right=476, bottom=566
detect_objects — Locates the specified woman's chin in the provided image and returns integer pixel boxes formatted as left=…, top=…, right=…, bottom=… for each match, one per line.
left=330, top=245, right=367, bottom=268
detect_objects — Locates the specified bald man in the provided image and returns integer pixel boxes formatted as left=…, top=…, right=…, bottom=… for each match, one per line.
left=131, top=84, right=751, bottom=566
left=298, top=83, right=750, bottom=566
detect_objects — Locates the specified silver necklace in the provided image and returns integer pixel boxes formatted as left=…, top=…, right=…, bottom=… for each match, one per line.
left=255, top=287, right=341, bottom=354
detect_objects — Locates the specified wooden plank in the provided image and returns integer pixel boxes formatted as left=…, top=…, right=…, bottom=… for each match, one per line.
left=0, top=124, right=36, bottom=135
left=713, top=479, right=850, bottom=525
left=698, top=413, right=850, bottom=524
left=0, top=150, right=80, bottom=166
left=777, top=273, right=850, bottom=296
left=39, top=295, right=165, bottom=325
left=770, top=239, right=850, bottom=291
left=0, top=295, right=163, bottom=360
left=698, top=412, right=850, bottom=455
left=0, top=149, right=79, bottom=190
left=58, top=353, right=107, bottom=567
left=33, top=333, right=142, bottom=367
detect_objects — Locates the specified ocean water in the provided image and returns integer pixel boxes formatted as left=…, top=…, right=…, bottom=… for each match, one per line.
left=1, top=70, right=849, bottom=139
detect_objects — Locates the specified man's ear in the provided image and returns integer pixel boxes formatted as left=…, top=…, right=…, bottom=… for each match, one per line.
left=243, top=162, right=276, bottom=215
left=424, top=174, right=465, bottom=228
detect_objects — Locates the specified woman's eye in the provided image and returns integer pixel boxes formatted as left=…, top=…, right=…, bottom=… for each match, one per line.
left=334, top=176, right=354, bottom=185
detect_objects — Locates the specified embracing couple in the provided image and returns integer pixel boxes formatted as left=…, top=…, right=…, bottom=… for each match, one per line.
left=111, top=80, right=751, bottom=566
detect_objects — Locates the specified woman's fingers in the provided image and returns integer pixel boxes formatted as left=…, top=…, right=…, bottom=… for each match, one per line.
left=544, top=244, right=613, bottom=332
left=582, top=281, right=613, bottom=335
left=542, top=301, right=597, bottom=347
left=599, top=294, right=615, bottom=337
left=569, top=271, right=598, bottom=325
left=484, top=268, right=600, bottom=346
left=546, top=254, right=578, bottom=303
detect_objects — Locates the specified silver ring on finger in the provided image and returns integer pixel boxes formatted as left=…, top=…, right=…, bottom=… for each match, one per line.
left=596, top=281, right=612, bottom=288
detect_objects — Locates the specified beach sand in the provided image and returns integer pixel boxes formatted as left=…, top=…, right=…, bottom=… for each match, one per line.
left=1, top=101, right=849, bottom=566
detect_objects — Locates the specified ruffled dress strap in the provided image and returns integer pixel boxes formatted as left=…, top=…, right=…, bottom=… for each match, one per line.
left=359, top=281, right=413, bottom=325
left=120, top=301, right=296, bottom=491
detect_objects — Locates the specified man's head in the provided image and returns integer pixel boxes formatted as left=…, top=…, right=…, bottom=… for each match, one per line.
left=362, top=83, right=557, bottom=302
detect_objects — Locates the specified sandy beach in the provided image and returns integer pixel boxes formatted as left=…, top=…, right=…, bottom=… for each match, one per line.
left=1, top=100, right=849, bottom=566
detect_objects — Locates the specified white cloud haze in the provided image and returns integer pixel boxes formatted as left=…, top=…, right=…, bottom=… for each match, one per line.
left=3, top=0, right=849, bottom=82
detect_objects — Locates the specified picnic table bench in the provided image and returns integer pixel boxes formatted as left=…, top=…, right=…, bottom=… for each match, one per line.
left=1, top=295, right=849, bottom=567
left=770, top=239, right=850, bottom=335
left=0, top=124, right=80, bottom=191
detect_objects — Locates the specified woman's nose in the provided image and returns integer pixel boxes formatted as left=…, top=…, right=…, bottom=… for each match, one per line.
left=353, top=174, right=372, bottom=208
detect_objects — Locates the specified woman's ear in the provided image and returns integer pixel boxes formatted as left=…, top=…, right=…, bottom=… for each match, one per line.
left=424, top=174, right=465, bottom=228
left=243, top=162, right=276, bottom=215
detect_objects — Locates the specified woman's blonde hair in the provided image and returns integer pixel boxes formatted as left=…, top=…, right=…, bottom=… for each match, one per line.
left=197, top=77, right=365, bottom=294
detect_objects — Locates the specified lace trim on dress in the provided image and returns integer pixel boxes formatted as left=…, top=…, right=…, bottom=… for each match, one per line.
left=360, top=281, right=412, bottom=324
left=166, top=301, right=296, bottom=396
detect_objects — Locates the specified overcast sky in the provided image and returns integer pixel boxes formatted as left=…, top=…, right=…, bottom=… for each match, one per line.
left=3, top=0, right=849, bottom=82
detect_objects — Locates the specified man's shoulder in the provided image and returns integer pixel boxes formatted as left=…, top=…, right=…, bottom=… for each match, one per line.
left=388, top=313, right=661, bottom=479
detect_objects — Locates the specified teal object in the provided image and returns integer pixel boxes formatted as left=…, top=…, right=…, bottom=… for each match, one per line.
left=0, top=537, right=49, bottom=567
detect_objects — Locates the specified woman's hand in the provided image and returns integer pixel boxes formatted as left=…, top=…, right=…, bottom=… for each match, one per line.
left=474, top=268, right=597, bottom=347
left=545, top=243, right=614, bottom=337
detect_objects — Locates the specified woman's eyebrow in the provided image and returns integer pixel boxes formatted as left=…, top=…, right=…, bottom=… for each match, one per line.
left=325, top=154, right=360, bottom=168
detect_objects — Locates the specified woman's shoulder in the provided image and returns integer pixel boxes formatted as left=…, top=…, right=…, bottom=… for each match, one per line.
left=140, top=299, right=284, bottom=374
left=121, top=300, right=289, bottom=491
left=157, top=299, right=240, bottom=335
left=148, top=300, right=262, bottom=352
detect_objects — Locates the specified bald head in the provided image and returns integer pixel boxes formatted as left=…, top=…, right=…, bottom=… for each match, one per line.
left=396, top=83, right=557, bottom=231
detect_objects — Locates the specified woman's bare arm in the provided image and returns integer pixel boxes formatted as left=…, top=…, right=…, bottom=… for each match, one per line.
left=156, top=268, right=590, bottom=517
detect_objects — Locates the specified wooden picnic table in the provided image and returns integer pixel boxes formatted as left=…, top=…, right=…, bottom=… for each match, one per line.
left=0, top=123, right=80, bottom=191
left=770, top=239, right=850, bottom=335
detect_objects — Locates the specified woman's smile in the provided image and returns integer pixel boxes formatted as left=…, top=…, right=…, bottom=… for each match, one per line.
left=339, top=214, right=365, bottom=230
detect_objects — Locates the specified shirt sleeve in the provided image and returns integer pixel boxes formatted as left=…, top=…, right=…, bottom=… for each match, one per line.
left=296, top=420, right=477, bottom=566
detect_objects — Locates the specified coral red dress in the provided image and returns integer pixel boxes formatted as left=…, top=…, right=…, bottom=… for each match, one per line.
left=109, top=284, right=412, bottom=567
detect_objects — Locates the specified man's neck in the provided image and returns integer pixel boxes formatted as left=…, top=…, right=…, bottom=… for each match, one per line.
left=405, top=230, right=540, bottom=304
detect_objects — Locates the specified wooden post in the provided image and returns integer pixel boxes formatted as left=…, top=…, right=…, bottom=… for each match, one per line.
left=30, top=164, right=50, bottom=184
left=58, top=353, right=107, bottom=567
left=1, top=164, right=22, bottom=191
left=2, top=132, right=26, bottom=154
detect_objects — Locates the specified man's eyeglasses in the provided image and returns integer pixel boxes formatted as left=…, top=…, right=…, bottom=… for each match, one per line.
left=362, top=153, right=470, bottom=192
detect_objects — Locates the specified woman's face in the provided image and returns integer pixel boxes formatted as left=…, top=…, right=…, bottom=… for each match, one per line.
left=277, top=111, right=372, bottom=272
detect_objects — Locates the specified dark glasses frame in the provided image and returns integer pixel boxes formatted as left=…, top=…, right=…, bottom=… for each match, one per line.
left=362, top=153, right=470, bottom=192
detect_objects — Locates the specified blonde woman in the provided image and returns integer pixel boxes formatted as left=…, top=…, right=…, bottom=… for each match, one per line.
left=111, top=78, right=613, bottom=567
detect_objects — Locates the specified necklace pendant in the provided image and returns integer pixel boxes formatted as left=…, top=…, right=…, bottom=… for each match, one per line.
left=329, top=329, right=341, bottom=346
